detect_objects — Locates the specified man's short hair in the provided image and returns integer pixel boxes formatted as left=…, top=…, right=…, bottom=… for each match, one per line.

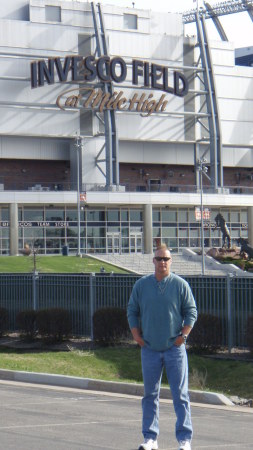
left=155, top=243, right=169, bottom=253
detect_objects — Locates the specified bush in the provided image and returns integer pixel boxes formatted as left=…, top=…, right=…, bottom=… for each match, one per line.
left=93, top=307, right=129, bottom=346
left=0, top=307, right=8, bottom=337
left=16, top=310, right=37, bottom=341
left=36, top=308, right=72, bottom=342
left=246, top=316, right=253, bottom=353
left=188, top=313, right=222, bottom=353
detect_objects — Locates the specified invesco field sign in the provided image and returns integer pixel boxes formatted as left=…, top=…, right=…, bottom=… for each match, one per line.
left=31, top=55, right=189, bottom=116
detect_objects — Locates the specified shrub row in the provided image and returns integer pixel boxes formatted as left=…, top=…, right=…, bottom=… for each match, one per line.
left=93, top=309, right=253, bottom=353
left=1, top=306, right=253, bottom=351
left=188, top=313, right=223, bottom=353
left=0, top=307, right=72, bottom=342
left=93, top=307, right=129, bottom=346
left=0, top=307, right=8, bottom=337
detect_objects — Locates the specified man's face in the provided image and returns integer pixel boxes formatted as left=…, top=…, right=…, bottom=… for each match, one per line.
left=153, top=248, right=172, bottom=278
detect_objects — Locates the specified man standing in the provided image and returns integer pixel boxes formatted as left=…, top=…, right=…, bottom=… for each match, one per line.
left=127, top=244, right=197, bottom=450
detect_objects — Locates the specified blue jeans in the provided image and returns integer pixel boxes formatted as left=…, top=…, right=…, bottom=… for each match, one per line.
left=141, top=345, right=193, bottom=442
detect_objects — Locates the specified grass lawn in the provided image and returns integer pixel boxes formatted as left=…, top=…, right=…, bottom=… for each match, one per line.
left=0, top=255, right=128, bottom=274
left=0, top=346, right=252, bottom=399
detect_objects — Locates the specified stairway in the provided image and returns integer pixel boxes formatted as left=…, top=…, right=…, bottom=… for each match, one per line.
left=88, top=250, right=247, bottom=276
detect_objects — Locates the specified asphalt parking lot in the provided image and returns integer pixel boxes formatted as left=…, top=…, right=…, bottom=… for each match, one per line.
left=0, top=380, right=252, bottom=450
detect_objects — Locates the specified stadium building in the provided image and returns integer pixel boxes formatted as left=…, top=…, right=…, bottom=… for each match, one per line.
left=0, top=0, right=253, bottom=256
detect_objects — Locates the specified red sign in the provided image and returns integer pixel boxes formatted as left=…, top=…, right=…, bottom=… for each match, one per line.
left=195, top=207, right=210, bottom=221
left=80, top=193, right=86, bottom=202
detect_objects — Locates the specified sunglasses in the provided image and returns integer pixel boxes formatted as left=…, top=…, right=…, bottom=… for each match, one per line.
left=154, top=256, right=171, bottom=262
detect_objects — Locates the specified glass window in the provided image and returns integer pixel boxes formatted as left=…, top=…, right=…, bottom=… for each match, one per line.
left=240, top=229, right=248, bottom=238
left=123, top=13, right=137, bottom=29
left=130, top=226, right=142, bottom=232
left=121, top=227, right=129, bottom=237
left=45, top=5, right=61, bottom=22
left=23, top=209, right=44, bottom=221
left=46, top=239, right=62, bottom=252
left=240, top=211, right=247, bottom=222
left=93, top=238, right=106, bottom=250
left=24, top=228, right=44, bottom=238
left=130, top=210, right=142, bottom=222
left=107, top=226, right=120, bottom=233
left=179, top=238, right=188, bottom=247
left=0, top=229, right=9, bottom=238
left=45, top=209, right=64, bottom=221
left=190, top=238, right=199, bottom=248
left=87, top=227, right=105, bottom=237
left=152, top=210, right=160, bottom=222
left=231, top=229, right=240, bottom=238
left=189, top=228, right=199, bottom=238
left=67, top=227, right=78, bottom=238
left=121, top=238, right=129, bottom=250
left=162, top=210, right=177, bottom=222
left=230, top=211, right=240, bottom=222
left=178, top=210, right=187, bottom=222
left=162, top=227, right=177, bottom=238
left=211, top=210, right=219, bottom=221
left=107, top=210, right=120, bottom=221
left=167, top=238, right=177, bottom=249
left=220, top=211, right=229, bottom=221
left=46, top=228, right=65, bottom=237
left=152, top=227, right=160, bottom=238
left=178, top=228, right=188, bottom=237
left=86, top=210, right=105, bottom=221
left=121, top=210, right=128, bottom=221
left=66, top=209, right=85, bottom=221
left=1, top=208, right=9, bottom=221
left=188, top=209, right=197, bottom=222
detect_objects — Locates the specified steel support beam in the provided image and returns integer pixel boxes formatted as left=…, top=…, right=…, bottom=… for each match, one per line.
left=204, top=2, right=228, bottom=40
left=183, top=0, right=253, bottom=23
left=91, top=2, right=119, bottom=187
left=195, top=12, right=223, bottom=189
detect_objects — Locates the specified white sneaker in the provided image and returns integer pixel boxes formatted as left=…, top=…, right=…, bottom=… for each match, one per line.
left=178, top=441, right=191, bottom=450
left=138, top=438, right=158, bottom=450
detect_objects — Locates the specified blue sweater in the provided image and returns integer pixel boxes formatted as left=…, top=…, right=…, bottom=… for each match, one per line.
left=127, top=273, right=197, bottom=351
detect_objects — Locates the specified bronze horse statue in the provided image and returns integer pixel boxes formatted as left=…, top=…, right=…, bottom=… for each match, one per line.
left=214, top=214, right=231, bottom=248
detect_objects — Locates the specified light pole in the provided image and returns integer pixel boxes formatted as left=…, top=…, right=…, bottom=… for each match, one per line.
left=197, top=157, right=208, bottom=275
left=74, top=136, right=82, bottom=257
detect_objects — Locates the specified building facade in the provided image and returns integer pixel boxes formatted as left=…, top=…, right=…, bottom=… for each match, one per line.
left=0, top=0, right=253, bottom=255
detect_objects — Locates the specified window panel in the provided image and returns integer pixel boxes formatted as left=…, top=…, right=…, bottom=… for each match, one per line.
left=162, top=227, right=177, bottom=238
left=107, top=210, right=120, bottom=221
left=45, top=209, right=64, bottom=221
left=23, top=209, right=44, bottom=221
left=130, top=210, right=142, bottom=221
left=1, top=208, right=9, bottom=221
left=152, top=210, right=160, bottom=222
left=152, top=227, right=160, bottom=238
left=86, top=210, right=105, bottom=221
left=121, top=210, right=128, bottom=221
left=46, top=228, right=65, bottom=237
left=24, top=228, right=44, bottom=238
left=178, top=210, right=187, bottom=222
left=45, top=5, right=61, bottom=22
left=124, top=13, right=137, bottom=29
left=162, top=210, right=177, bottom=222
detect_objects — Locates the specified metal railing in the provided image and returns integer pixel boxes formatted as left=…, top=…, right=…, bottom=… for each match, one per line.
left=0, top=181, right=253, bottom=195
left=0, top=273, right=253, bottom=348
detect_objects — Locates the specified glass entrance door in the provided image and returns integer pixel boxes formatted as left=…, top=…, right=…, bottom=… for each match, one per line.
left=130, top=232, right=143, bottom=253
left=106, top=232, right=121, bottom=254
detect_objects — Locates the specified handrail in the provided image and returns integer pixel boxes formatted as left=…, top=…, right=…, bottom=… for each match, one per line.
left=0, top=182, right=252, bottom=194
